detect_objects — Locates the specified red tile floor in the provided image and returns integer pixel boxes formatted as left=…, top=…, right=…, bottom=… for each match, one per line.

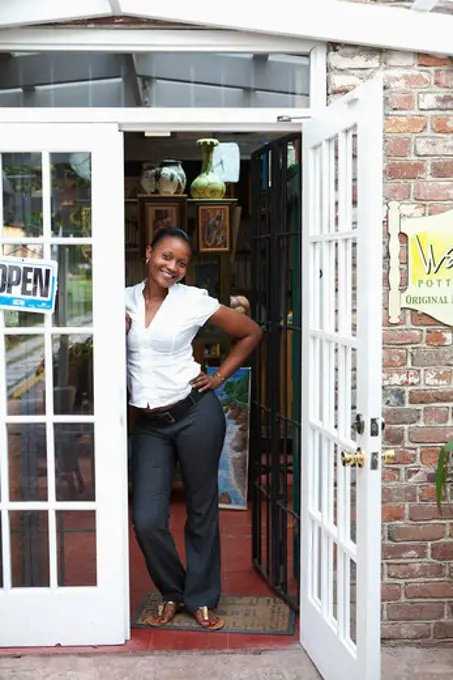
left=0, top=488, right=299, bottom=656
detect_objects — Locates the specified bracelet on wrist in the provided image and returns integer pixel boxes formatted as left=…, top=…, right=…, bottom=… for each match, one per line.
left=214, top=371, right=225, bottom=383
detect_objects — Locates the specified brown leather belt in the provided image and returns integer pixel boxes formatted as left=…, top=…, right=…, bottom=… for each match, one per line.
left=137, top=388, right=205, bottom=425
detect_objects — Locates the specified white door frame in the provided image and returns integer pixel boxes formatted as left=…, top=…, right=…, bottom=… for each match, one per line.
left=0, top=34, right=329, bottom=648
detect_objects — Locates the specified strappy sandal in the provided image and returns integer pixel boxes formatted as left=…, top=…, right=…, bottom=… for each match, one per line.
left=145, top=600, right=182, bottom=627
left=193, top=606, right=225, bottom=631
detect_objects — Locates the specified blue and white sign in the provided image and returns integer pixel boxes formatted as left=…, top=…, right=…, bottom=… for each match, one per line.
left=0, top=255, right=59, bottom=314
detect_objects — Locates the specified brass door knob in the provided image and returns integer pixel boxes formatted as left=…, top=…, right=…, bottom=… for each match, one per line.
left=341, top=448, right=365, bottom=468
left=382, top=450, right=396, bottom=464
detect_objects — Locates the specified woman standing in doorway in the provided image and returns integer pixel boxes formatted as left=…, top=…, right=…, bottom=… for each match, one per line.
left=125, top=227, right=262, bottom=631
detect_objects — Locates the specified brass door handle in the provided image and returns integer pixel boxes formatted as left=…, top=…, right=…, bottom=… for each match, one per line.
left=382, top=450, right=396, bottom=464
left=341, top=448, right=365, bottom=468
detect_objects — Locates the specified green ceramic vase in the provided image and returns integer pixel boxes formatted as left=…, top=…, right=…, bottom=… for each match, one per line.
left=190, top=138, right=226, bottom=199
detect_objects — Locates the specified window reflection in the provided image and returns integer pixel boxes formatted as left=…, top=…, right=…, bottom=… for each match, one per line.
left=53, top=334, right=93, bottom=415
left=10, top=510, right=49, bottom=588
left=55, top=424, right=95, bottom=501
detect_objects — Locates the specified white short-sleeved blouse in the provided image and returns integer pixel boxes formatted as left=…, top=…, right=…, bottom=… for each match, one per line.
left=125, top=281, right=220, bottom=409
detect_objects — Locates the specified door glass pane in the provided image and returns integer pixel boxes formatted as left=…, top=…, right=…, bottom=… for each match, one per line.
left=55, top=424, right=95, bottom=501
left=10, top=510, right=49, bottom=587
left=51, top=153, right=91, bottom=238
left=53, top=334, right=93, bottom=415
left=56, top=511, right=97, bottom=586
left=8, top=424, right=47, bottom=502
left=52, top=247, right=93, bottom=327
left=6, top=334, right=45, bottom=415
left=2, top=153, right=42, bottom=237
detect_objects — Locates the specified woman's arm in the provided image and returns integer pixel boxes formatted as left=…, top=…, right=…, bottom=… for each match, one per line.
left=191, top=305, right=263, bottom=392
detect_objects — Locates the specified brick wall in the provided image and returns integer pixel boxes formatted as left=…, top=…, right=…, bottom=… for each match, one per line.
left=329, top=45, right=453, bottom=642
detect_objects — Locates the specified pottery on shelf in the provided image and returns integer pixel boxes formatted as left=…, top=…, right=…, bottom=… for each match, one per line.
left=156, top=159, right=186, bottom=195
left=190, top=138, right=226, bottom=199
left=139, top=163, right=157, bottom=194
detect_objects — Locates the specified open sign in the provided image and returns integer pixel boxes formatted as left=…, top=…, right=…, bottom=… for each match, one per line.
left=0, top=256, right=59, bottom=313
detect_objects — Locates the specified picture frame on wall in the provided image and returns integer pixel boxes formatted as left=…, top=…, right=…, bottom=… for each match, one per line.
left=140, top=195, right=187, bottom=246
left=197, top=204, right=230, bottom=253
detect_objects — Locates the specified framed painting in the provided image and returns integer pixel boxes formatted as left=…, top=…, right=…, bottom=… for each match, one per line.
left=207, top=366, right=251, bottom=510
left=197, top=204, right=230, bottom=253
left=140, top=195, right=187, bottom=246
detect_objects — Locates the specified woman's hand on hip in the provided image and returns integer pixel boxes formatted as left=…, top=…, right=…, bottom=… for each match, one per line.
left=191, top=371, right=223, bottom=393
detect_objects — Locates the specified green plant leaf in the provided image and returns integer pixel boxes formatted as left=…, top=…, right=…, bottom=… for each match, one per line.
left=436, top=441, right=453, bottom=509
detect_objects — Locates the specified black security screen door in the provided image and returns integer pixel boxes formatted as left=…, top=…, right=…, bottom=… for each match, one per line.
left=250, top=133, right=302, bottom=611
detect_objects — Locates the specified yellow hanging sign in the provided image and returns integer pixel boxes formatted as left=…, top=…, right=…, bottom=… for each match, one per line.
left=388, top=201, right=453, bottom=326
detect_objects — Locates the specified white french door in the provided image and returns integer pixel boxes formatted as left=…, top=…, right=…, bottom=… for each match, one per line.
left=0, top=124, right=128, bottom=646
left=301, top=78, right=383, bottom=679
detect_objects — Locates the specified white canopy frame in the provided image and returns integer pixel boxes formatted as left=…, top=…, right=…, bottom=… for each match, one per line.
left=0, top=0, right=451, bottom=56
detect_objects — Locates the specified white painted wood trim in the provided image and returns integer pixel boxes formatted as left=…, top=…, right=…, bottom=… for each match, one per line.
left=310, top=44, right=327, bottom=112
left=0, top=0, right=113, bottom=28
left=113, top=0, right=453, bottom=56
left=0, top=27, right=321, bottom=53
left=0, top=107, right=310, bottom=131
left=388, top=201, right=402, bottom=324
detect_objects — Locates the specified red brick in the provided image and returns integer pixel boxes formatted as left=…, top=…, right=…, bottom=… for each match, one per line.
left=420, top=447, right=441, bottom=465
left=432, top=116, right=453, bottom=133
left=382, top=542, right=427, bottom=559
left=420, top=92, right=453, bottom=110
left=409, top=427, right=453, bottom=444
left=383, top=469, right=400, bottom=483
left=383, top=330, right=422, bottom=345
left=382, top=409, right=419, bottom=426
left=429, top=203, right=453, bottom=215
left=384, top=137, right=412, bottom=157
left=433, top=622, right=453, bottom=639
left=381, top=584, right=402, bottom=601
left=411, top=311, right=443, bottom=326
left=435, top=70, right=453, bottom=88
left=384, top=183, right=411, bottom=201
left=426, top=329, right=453, bottom=346
left=382, top=484, right=416, bottom=503
left=412, top=347, right=453, bottom=367
left=388, top=523, right=446, bottom=541
left=383, top=369, right=420, bottom=387
left=384, top=426, right=405, bottom=446
left=410, top=389, right=453, bottom=405
left=387, top=562, right=445, bottom=579
left=405, top=581, right=453, bottom=599
left=424, top=369, right=453, bottom=387
left=383, top=348, right=408, bottom=367
left=405, top=467, right=432, bottom=483
left=382, top=504, right=405, bottom=521
left=419, top=484, right=437, bottom=502
left=430, top=161, right=453, bottom=178
left=385, top=161, right=425, bottom=180
left=414, top=182, right=453, bottom=201
left=387, top=602, right=445, bottom=620
left=381, top=623, right=431, bottom=640
left=424, top=407, right=449, bottom=424
left=388, top=93, right=414, bottom=111
left=387, top=71, right=431, bottom=89
left=385, top=116, right=427, bottom=133
left=409, top=504, right=452, bottom=521
left=418, top=54, right=452, bottom=67
left=431, top=542, right=453, bottom=561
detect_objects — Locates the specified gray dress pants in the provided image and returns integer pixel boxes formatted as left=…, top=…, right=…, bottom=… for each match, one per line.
left=131, top=390, right=226, bottom=612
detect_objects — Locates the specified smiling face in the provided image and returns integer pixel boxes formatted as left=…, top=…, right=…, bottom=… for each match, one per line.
left=145, top=235, right=191, bottom=289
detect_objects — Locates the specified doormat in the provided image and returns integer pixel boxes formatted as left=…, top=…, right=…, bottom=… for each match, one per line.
left=133, top=592, right=295, bottom=635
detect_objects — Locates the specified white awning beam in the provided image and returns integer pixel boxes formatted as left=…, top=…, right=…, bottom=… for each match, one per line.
left=114, top=0, right=453, bottom=56
left=0, top=0, right=113, bottom=28
left=0, top=0, right=452, bottom=56
left=411, top=0, right=440, bottom=11
left=0, top=28, right=318, bottom=54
